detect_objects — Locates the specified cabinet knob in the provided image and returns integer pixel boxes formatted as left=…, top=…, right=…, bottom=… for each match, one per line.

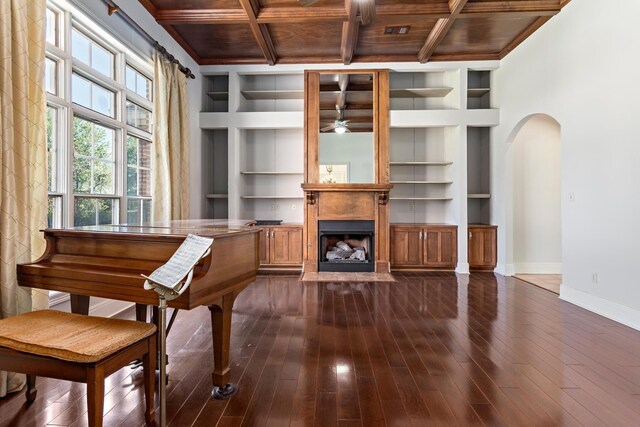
left=469, top=231, right=472, bottom=239
left=419, top=231, right=423, bottom=240
left=271, top=231, right=275, bottom=238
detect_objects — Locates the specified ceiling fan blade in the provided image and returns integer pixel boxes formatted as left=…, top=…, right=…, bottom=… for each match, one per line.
left=359, top=0, right=376, bottom=25
left=321, top=123, right=338, bottom=132
left=298, top=0, right=322, bottom=6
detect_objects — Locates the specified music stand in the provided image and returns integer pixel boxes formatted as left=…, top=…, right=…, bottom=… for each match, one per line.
left=141, top=234, right=214, bottom=427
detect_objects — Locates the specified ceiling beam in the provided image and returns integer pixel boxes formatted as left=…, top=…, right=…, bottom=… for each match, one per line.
left=498, top=15, right=552, bottom=58
left=341, top=0, right=359, bottom=65
left=238, top=0, right=277, bottom=66
left=155, top=9, right=249, bottom=25
left=418, top=0, right=469, bottom=63
left=459, top=0, right=561, bottom=16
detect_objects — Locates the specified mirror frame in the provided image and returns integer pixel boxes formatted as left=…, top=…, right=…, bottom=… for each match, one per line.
left=304, top=69, right=390, bottom=186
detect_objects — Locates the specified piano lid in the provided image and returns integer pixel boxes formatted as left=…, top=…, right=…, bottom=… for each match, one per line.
left=50, top=219, right=258, bottom=237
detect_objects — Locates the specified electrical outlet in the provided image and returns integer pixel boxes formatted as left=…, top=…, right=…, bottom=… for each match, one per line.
left=271, top=203, right=277, bottom=211
left=275, top=204, right=280, bottom=211
left=569, top=192, right=575, bottom=202
left=291, top=204, right=296, bottom=210
left=409, top=204, right=414, bottom=212
left=592, top=272, right=598, bottom=284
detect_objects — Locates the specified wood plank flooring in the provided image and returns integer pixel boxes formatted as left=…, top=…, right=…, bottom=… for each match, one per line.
left=514, top=274, right=562, bottom=294
left=2, top=272, right=640, bottom=426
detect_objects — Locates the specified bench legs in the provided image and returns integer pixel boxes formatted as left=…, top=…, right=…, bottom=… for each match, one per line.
left=25, top=374, right=37, bottom=403
left=143, top=334, right=157, bottom=424
left=86, top=367, right=105, bottom=427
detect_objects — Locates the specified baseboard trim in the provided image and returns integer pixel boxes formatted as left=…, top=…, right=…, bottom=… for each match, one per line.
left=89, top=299, right=135, bottom=318
left=560, top=286, right=640, bottom=332
left=514, top=262, right=562, bottom=274
left=455, top=262, right=470, bottom=275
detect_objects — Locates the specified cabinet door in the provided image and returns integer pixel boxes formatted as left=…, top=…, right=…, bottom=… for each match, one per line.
left=468, top=226, right=497, bottom=268
left=423, top=227, right=457, bottom=268
left=259, top=228, right=270, bottom=265
left=390, top=227, right=422, bottom=266
left=270, top=227, right=303, bottom=265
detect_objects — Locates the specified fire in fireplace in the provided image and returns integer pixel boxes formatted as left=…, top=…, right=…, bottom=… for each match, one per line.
left=318, top=220, right=375, bottom=272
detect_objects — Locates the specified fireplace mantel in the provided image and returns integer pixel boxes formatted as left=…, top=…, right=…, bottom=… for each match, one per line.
left=302, top=69, right=391, bottom=273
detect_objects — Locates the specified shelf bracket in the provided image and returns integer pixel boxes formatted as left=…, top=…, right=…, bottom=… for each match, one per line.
left=378, top=192, right=389, bottom=205
left=306, top=192, right=317, bottom=205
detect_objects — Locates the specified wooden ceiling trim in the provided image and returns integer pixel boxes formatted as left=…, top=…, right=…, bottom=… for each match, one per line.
left=277, top=56, right=343, bottom=64
left=341, top=0, right=359, bottom=65
left=376, top=4, right=451, bottom=17
left=460, top=0, right=561, bottom=15
left=161, top=24, right=202, bottom=63
left=238, top=0, right=277, bottom=65
left=199, top=56, right=268, bottom=65
left=353, top=54, right=422, bottom=63
left=430, top=51, right=501, bottom=61
left=418, top=0, right=469, bottom=64
left=257, top=7, right=347, bottom=23
left=137, top=0, right=157, bottom=16
left=155, top=9, right=249, bottom=25
left=498, top=15, right=552, bottom=59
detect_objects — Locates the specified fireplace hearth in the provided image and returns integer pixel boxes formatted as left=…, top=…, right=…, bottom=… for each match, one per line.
left=318, top=220, right=375, bottom=272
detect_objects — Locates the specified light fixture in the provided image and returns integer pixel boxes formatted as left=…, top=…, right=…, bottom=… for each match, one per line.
left=335, top=124, right=347, bottom=134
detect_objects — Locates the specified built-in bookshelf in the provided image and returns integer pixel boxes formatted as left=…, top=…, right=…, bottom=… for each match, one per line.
left=239, top=128, right=304, bottom=223
left=467, top=126, right=491, bottom=224
left=203, top=129, right=228, bottom=219
left=238, top=73, right=304, bottom=112
left=203, top=74, right=229, bottom=113
left=467, top=70, right=491, bottom=110
left=389, top=70, right=458, bottom=111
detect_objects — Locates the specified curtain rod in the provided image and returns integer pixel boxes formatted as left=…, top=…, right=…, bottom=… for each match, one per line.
left=104, top=1, right=196, bottom=80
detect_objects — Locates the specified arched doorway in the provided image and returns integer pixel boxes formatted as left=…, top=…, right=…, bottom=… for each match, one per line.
left=508, top=114, right=562, bottom=293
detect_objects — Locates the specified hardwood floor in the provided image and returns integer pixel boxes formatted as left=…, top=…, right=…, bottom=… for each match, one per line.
left=2, top=272, right=640, bottom=426
left=514, top=274, right=562, bottom=294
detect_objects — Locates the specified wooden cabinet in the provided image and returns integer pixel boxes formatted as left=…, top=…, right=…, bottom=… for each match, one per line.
left=468, top=225, right=497, bottom=271
left=259, top=225, right=303, bottom=269
left=390, top=225, right=457, bottom=270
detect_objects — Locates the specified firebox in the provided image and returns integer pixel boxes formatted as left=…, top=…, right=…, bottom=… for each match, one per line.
left=318, top=220, right=375, bottom=272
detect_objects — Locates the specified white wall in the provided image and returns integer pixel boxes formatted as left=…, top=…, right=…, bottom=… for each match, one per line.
left=493, top=0, right=640, bottom=329
left=511, top=114, right=562, bottom=273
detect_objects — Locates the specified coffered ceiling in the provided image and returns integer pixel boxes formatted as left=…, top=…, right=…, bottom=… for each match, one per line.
left=137, top=0, right=571, bottom=65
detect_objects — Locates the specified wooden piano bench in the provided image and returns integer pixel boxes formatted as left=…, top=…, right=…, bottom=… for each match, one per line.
left=0, top=310, right=157, bottom=426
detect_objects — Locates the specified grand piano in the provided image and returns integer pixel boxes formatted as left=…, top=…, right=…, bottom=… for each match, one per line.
left=17, top=220, right=260, bottom=399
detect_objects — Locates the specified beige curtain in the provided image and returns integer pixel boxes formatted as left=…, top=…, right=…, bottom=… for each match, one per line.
left=153, top=53, right=190, bottom=222
left=0, top=0, right=49, bottom=397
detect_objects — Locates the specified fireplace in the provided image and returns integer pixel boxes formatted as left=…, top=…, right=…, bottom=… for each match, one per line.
left=318, top=220, right=375, bottom=272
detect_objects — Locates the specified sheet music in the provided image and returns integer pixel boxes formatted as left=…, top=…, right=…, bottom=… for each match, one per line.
left=145, top=234, right=214, bottom=291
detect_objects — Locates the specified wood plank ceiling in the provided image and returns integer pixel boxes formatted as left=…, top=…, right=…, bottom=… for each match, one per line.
left=137, top=0, right=571, bottom=65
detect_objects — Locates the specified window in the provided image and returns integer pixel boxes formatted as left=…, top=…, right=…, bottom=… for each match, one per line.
left=126, top=65, right=152, bottom=101
left=127, top=136, right=152, bottom=224
left=45, top=0, right=154, bottom=232
left=71, top=28, right=114, bottom=78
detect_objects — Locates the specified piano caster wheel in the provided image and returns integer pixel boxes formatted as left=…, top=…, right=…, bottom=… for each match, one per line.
left=211, top=383, right=238, bottom=400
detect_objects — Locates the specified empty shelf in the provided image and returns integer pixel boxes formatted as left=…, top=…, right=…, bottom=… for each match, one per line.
left=240, top=90, right=304, bottom=100
left=207, top=91, right=229, bottom=100
left=468, top=193, right=491, bottom=199
left=241, top=196, right=303, bottom=199
left=467, top=88, right=490, bottom=98
left=390, top=87, right=453, bottom=98
left=240, top=171, right=303, bottom=175
left=390, top=161, right=453, bottom=166
left=390, top=197, right=453, bottom=201
left=390, top=181, right=453, bottom=184
left=206, top=193, right=228, bottom=199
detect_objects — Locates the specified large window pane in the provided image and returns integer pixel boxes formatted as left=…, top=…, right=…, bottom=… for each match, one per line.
left=126, top=101, right=151, bottom=132
left=127, top=199, right=141, bottom=224
left=46, top=8, right=57, bottom=46
left=72, top=29, right=114, bottom=78
left=74, top=197, right=116, bottom=226
left=48, top=195, right=62, bottom=228
left=46, top=107, right=57, bottom=192
left=45, top=57, right=57, bottom=95
left=127, top=136, right=152, bottom=198
left=71, top=29, right=90, bottom=65
left=72, top=73, right=114, bottom=118
left=126, top=65, right=152, bottom=101
left=73, top=117, right=115, bottom=195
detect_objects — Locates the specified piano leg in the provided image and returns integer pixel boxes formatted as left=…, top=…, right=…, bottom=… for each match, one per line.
left=70, top=295, right=90, bottom=315
left=208, top=292, right=238, bottom=400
